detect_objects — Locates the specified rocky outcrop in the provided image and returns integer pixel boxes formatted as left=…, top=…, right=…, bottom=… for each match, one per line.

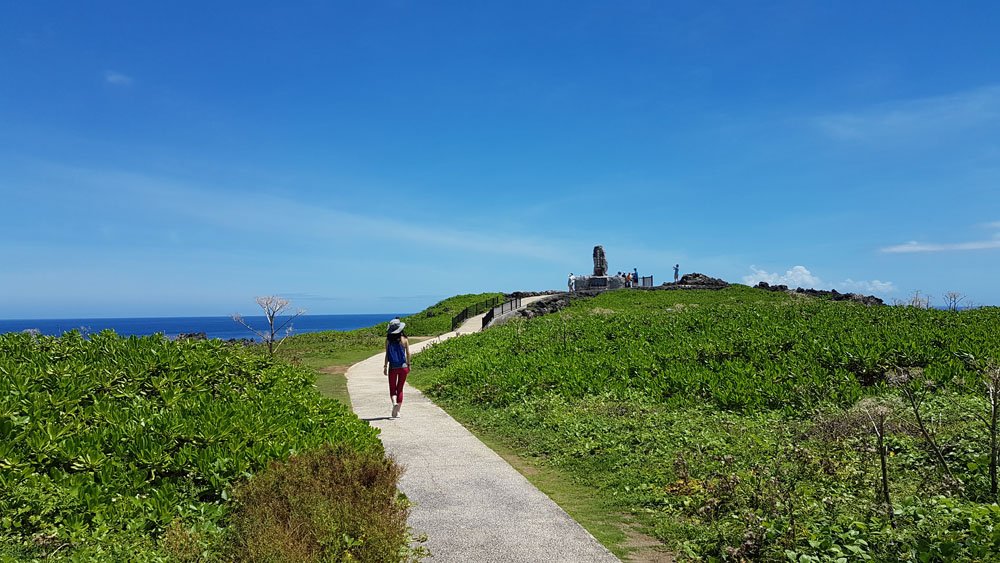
left=176, top=332, right=254, bottom=344
left=656, top=273, right=729, bottom=290
left=521, top=294, right=574, bottom=318
left=498, top=294, right=579, bottom=323
left=177, top=332, right=208, bottom=341
left=754, top=282, right=884, bottom=306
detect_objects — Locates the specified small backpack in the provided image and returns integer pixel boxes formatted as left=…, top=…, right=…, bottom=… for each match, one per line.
left=387, top=340, right=407, bottom=368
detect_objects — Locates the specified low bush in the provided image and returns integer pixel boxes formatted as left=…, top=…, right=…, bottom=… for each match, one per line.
left=0, top=331, right=384, bottom=560
left=225, top=445, right=414, bottom=563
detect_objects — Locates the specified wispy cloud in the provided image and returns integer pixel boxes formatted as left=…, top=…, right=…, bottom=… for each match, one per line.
left=882, top=222, right=1000, bottom=253
left=743, top=265, right=895, bottom=295
left=882, top=240, right=1000, bottom=253
left=41, top=163, right=569, bottom=262
left=104, top=70, right=133, bottom=86
left=815, top=85, right=1000, bottom=142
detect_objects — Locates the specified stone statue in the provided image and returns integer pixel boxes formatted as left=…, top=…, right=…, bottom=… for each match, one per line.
left=592, top=245, right=608, bottom=276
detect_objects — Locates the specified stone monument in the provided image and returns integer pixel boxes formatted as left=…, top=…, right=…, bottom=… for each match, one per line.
left=593, top=245, right=608, bottom=276
left=571, top=245, right=624, bottom=292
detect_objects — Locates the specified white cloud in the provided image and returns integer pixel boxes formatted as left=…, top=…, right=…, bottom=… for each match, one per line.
left=104, top=70, right=133, bottom=86
left=881, top=223, right=1000, bottom=253
left=840, top=279, right=896, bottom=294
left=744, top=265, right=820, bottom=287
left=744, top=265, right=895, bottom=295
left=815, top=85, right=1000, bottom=142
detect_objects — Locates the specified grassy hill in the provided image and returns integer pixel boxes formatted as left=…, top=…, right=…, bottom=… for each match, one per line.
left=410, top=286, right=1000, bottom=561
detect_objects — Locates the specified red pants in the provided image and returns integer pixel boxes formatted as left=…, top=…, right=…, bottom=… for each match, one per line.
left=388, top=367, right=410, bottom=403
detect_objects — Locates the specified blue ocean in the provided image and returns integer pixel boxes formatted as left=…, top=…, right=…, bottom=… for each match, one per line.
left=0, top=314, right=404, bottom=341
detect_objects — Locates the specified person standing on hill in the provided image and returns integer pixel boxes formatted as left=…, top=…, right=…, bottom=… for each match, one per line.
left=674, top=264, right=680, bottom=282
left=383, top=318, right=411, bottom=418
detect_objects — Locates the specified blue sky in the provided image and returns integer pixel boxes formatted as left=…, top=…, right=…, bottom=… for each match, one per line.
left=2, top=1, right=999, bottom=318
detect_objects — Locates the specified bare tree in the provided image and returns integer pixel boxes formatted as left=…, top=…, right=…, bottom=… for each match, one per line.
left=232, top=296, right=305, bottom=355
left=942, top=291, right=966, bottom=312
left=972, top=364, right=1000, bottom=498
left=907, top=290, right=932, bottom=309
left=855, top=397, right=899, bottom=527
left=889, top=367, right=961, bottom=491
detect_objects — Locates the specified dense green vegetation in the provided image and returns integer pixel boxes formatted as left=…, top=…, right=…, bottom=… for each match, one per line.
left=0, top=330, right=400, bottom=561
left=0, top=292, right=504, bottom=559
left=411, top=286, right=1000, bottom=561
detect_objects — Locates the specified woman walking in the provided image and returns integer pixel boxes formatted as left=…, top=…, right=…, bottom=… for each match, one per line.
left=383, top=317, right=411, bottom=418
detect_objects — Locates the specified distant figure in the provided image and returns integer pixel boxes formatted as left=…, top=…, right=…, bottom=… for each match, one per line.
left=674, top=264, right=680, bottom=282
left=568, top=273, right=576, bottom=293
left=633, top=268, right=639, bottom=287
left=383, top=318, right=411, bottom=418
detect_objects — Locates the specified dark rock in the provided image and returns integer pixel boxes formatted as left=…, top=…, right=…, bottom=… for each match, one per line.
left=657, top=272, right=729, bottom=290
left=515, top=293, right=579, bottom=320
left=755, top=281, right=884, bottom=306
left=177, top=332, right=207, bottom=341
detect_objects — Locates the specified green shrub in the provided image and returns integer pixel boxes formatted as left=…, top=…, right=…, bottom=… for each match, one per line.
left=225, top=445, right=414, bottom=562
left=0, top=331, right=382, bottom=560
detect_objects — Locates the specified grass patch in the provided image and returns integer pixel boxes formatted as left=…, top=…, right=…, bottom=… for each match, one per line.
left=315, top=364, right=352, bottom=406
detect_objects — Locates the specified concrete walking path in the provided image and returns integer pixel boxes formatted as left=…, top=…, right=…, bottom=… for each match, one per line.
left=346, top=296, right=619, bottom=562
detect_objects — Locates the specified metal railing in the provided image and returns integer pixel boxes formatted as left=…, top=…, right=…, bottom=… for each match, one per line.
left=641, top=276, right=654, bottom=288
left=450, top=296, right=503, bottom=331
left=481, top=297, right=522, bottom=329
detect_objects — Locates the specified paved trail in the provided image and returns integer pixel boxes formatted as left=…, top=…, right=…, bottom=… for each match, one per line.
left=346, top=296, right=619, bottom=562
